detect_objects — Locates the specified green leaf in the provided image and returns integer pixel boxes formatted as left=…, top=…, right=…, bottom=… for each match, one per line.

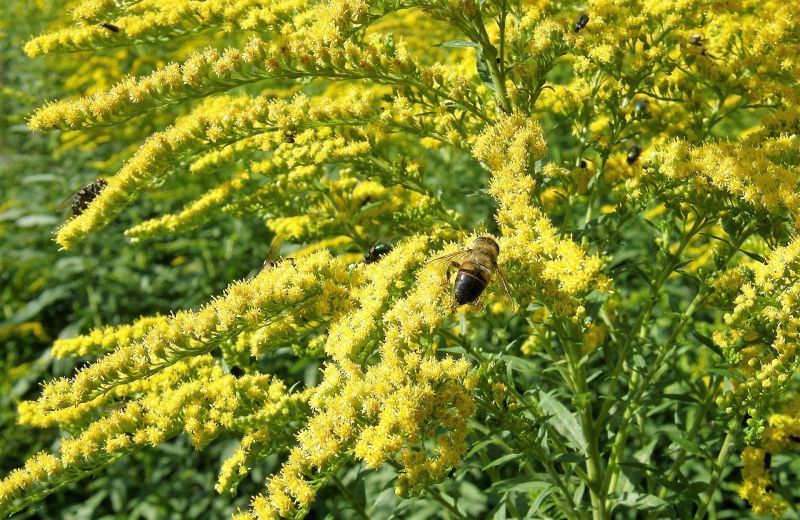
left=662, top=393, right=699, bottom=404
left=615, top=492, right=667, bottom=510
left=3, top=285, right=74, bottom=325
left=553, top=452, right=585, bottom=464
left=538, top=391, right=587, bottom=451
left=664, top=430, right=700, bottom=455
left=435, top=40, right=480, bottom=48
left=475, top=49, right=496, bottom=91
left=527, top=485, right=555, bottom=517
left=466, top=439, right=494, bottom=458
left=739, top=249, right=766, bottom=263
left=692, top=331, right=723, bottom=357
left=483, top=453, right=525, bottom=471
left=488, top=476, right=552, bottom=494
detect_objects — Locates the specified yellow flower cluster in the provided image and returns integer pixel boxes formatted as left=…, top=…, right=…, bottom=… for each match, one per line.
left=740, top=400, right=800, bottom=516
left=22, top=251, right=349, bottom=425
left=648, top=136, right=800, bottom=228
left=472, top=112, right=609, bottom=316
left=54, top=90, right=380, bottom=248
left=52, top=315, right=164, bottom=357
left=324, top=234, right=431, bottom=364
left=715, top=237, right=800, bottom=414
left=245, top=353, right=474, bottom=519
left=217, top=388, right=313, bottom=496
left=28, top=15, right=479, bottom=133
left=124, top=172, right=256, bottom=239
left=266, top=176, right=437, bottom=243
left=13, top=0, right=800, bottom=516
left=25, top=0, right=303, bottom=56
left=1, top=356, right=300, bottom=516
left=234, top=235, right=477, bottom=518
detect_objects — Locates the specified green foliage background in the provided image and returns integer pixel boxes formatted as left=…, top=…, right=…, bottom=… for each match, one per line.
left=2, top=0, right=800, bottom=518
left=1, top=2, right=269, bottom=517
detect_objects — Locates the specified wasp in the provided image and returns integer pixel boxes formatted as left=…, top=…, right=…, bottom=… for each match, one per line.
left=364, top=242, right=393, bottom=264
left=429, top=237, right=513, bottom=307
left=59, top=179, right=107, bottom=217
left=574, top=13, right=589, bottom=33
left=100, top=22, right=120, bottom=32
left=626, top=144, right=642, bottom=164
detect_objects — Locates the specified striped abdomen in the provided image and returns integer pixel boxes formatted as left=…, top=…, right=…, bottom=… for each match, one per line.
left=453, top=263, right=490, bottom=305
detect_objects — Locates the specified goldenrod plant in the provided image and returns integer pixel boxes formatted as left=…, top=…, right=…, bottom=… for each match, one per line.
left=2, top=0, right=800, bottom=518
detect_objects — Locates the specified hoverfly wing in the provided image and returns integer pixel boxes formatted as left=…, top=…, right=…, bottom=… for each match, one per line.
left=494, top=266, right=517, bottom=313
left=426, top=249, right=471, bottom=268
left=263, top=233, right=286, bottom=268
left=56, top=187, right=82, bottom=213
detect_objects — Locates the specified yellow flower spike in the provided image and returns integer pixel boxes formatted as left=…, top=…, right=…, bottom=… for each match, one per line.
left=716, top=237, right=800, bottom=414
left=2, top=355, right=304, bottom=513
left=22, top=251, right=349, bottom=422
left=473, top=112, right=609, bottom=317
left=29, top=0, right=307, bottom=56
left=125, top=172, right=254, bottom=240
left=324, top=234, right=430, bottom=363
left=249, top=352, right=475, bottom=518
left=52, top=315, right=164, bottom=358
left=53, top=92, right=385, bottom=249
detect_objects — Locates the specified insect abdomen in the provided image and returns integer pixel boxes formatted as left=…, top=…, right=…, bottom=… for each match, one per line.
left=453, top=268, right=489, bottom=305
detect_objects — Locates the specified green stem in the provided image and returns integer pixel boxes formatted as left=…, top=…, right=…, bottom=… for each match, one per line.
left=558, top=320, right=608, bottom=520
left=440, top=328, right=583, bottom=517
left=646, top=376, right=721, bottom=515
left=597, top=214, right=709, bottom=426
left=602, top=222, right=754, bottom=504
left=332, top=476, right=369, bottom=520
left=473, top=9, right=512, bottom=113
left=423, top=485, right=466, bottom=519
left=692, top=420, right=741, bottom=520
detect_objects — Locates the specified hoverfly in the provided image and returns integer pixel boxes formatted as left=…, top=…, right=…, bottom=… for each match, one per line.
left=58, top=179, right=108, bottom=217
left=429, top=237, right=514, bottom=309
left=262, top=234, right=295, bottom=269
left=574, top=13, right=589, bottom=33
left=364, top=242, right=393, bottom=264
left=626, top=144, right=642, bottom=164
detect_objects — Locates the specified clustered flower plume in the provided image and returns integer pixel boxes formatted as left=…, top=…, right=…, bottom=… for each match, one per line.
left=3, top=0, right=800, bottom=517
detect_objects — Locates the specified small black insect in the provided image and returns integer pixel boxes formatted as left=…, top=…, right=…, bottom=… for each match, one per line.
left=364, top=242, right=393, bottom=264
left=100, top=23, right=120, bottom=32
left=764, top=452, right=772, bottom=469
left=60, top=179, right=108, bottom=217
left=634, top=98, right=650, bottom=115
left=284, top=131, right=295, bottom=144
left=574, top=13, right=589, bottom=33
left=626, top=144, right=642, bottom=164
